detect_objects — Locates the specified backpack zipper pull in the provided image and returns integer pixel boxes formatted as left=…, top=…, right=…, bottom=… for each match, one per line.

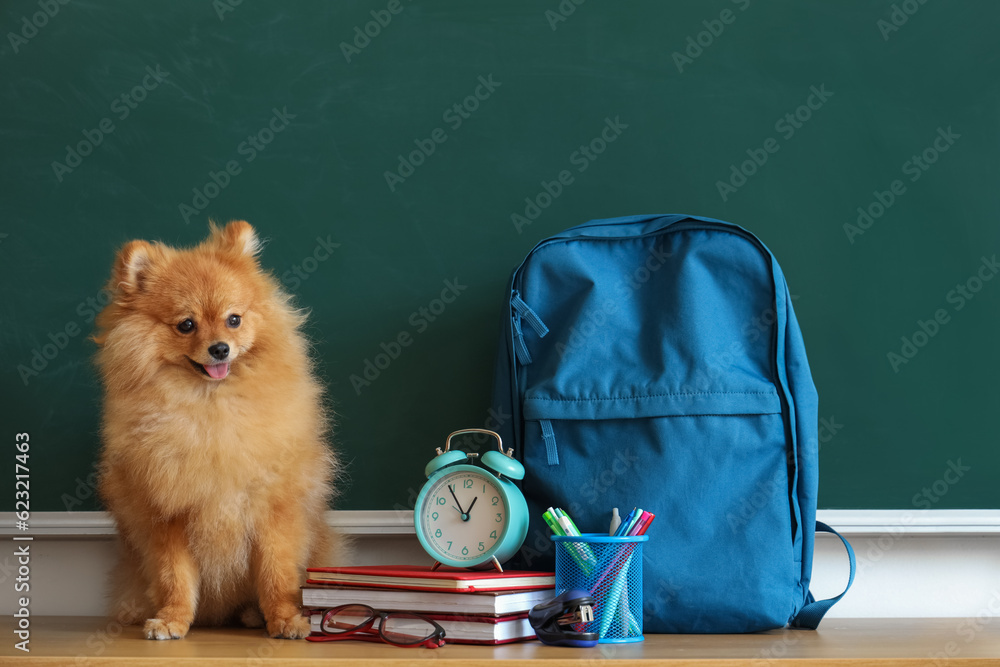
left=513, top=316, right=533, bottom=365
left=511, top=291, right=548, bottom=366
left=512, top=291, right=549, bottom=337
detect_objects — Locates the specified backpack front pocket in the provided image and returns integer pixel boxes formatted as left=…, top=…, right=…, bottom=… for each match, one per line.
left=520, top=391, right=799, bottom=633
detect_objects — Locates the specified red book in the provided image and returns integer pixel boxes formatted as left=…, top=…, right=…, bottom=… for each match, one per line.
left=301, top=584, right=553, bottom=616
left=305, top=564, right=555, bottom=593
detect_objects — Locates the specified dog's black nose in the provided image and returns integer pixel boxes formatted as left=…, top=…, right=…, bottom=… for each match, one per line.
left=208, top=342, right=230, bottom=360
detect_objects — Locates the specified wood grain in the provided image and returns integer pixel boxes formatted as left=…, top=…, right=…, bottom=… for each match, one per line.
left=2, top=616, right=999, bottom=665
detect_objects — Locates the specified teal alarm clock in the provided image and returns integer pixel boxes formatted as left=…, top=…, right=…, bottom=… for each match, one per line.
left=414, top=429, right=528, bottom=572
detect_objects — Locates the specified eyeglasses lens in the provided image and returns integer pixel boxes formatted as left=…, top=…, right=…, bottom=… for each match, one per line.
left=322, top=605, right=373, bottom=634
left=380, top=613, right=440, bottom=644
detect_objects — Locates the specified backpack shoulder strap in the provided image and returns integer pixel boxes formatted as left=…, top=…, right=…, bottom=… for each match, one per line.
left=790, top=521, right=857, bottom=629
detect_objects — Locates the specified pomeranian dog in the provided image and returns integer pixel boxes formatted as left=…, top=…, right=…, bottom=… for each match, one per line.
left=94, top=220, right=339, bottom=640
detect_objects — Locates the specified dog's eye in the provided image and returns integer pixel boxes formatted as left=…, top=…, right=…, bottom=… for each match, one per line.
left=227, top=314, right=241, bottom=328
left=177, top=319, right=196, bottom=334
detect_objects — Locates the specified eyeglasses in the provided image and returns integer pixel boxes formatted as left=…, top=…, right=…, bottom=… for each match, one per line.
left=313, top=604, right=446, bottom=648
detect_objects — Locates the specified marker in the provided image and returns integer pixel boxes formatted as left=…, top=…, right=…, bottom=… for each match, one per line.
left=621, top=507, right=644, bottom=536
left=543, top=510, right=565, bottom=536
left=544, top=509, right=593, bottom=575
left=555, top=508, right=599, bottom=572
left=555, top=508, right=583, bottom=537
left=627, top=511, right=655, bottom=536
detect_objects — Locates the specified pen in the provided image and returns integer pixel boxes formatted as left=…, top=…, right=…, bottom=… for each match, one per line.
left=614, top=507, right=637, bottom=537
left=621, top=507, right=644, bottom=536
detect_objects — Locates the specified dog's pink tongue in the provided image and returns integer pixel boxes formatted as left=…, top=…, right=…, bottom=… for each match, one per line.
left=204, top=363, right=230, bottom=379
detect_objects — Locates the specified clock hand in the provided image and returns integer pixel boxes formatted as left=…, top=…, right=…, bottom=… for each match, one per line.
left=448, top=485, right=466, bottom=515
left=465, top=496, right=478, bottom=516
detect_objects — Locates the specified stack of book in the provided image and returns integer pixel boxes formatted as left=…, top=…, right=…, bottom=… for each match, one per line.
left=301, top=564, right=555, bottom=645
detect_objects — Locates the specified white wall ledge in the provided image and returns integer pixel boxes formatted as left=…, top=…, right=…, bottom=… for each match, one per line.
left=3, top=509, right=999, bottom=538
left=0, top=510, right=416, bottom=537
left=816, top=509, right=1000, bottom=536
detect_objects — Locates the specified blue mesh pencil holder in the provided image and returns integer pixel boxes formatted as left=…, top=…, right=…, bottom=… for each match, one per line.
left=552, top=533, right=648, bottom=643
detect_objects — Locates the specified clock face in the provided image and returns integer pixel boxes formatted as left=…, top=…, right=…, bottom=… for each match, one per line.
left=417, top=468, right=508, bottom=564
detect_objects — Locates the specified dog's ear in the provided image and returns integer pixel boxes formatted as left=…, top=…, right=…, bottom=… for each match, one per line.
left=210, top=220, right=261, bottom=258
left=112, top=240, right=155, bottom=295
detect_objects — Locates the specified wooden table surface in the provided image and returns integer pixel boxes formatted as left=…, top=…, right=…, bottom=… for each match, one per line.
left=1, top=617, right=998, bottom=665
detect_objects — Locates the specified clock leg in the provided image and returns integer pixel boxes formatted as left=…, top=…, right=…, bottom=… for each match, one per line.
left=490, top=556, right=504, bottom=573
left=431, top=561, right=442, bottom=572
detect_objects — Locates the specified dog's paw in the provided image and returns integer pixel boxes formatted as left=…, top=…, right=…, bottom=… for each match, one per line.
left=266, top=614, right=311, bottom=639
left=144, top=618, right=189, bottom=640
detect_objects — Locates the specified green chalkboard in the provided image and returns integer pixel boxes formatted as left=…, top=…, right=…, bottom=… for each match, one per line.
left=2, top=0, right=998, bottom=513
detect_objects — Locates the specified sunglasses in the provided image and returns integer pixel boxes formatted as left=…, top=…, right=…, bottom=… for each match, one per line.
left=310, top=604, right=446, bottom=648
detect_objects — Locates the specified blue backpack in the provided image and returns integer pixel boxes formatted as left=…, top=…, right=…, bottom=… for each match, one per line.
left=493, top=214, right=855, bottom=633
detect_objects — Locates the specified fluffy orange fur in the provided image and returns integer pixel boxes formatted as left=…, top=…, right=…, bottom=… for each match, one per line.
left=94, top=221, right=340, bottom=640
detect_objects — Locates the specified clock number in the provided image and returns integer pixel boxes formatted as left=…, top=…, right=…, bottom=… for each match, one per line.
left=463, top=479, right=473, bottom=489
left=490, top=530, right=497, bottom=539
left=491, top=496, right=499, bottom=506
left=495, top=513, right=502, bottom=522
left=435, top=529, right=442, bottom=538
left=447, top=541, right=452, bottom=550
left=462, top=546, right=469, bottom=555
left=478, top=542, right=485, bottom=552
left=431, top=512, right=439, bottom=521
left=436, top=496, right=446, bottom=505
